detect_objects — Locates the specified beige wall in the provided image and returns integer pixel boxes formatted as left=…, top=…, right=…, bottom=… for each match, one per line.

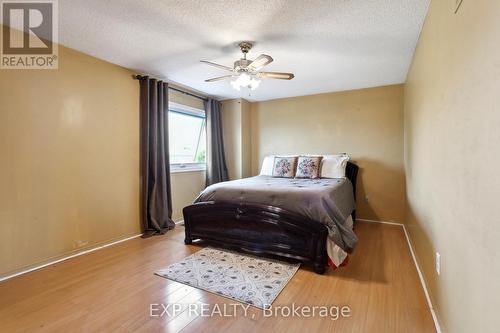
left=0, top=45, right=141, bottom=277
left=250, top=85, right=406, bottom=223
left=221, top=99, right=252, bottom=180
left=404, top=1, right=500, bottom=332
left=0, top=43, right=205, bottom=277
left=170, top=89, right=204, bottom=110
left=170, top=171, right=205, bottom=221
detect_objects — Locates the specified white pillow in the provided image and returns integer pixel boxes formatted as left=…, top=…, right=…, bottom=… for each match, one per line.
left=320, top=154, right=350, bottom=179
left=259, top=155, right=275, bottom=176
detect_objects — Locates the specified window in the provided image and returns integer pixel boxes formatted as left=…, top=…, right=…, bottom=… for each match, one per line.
left=168, top=102, right=206, bottom=172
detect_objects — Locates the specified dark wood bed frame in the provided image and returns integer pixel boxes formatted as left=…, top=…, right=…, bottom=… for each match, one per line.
left=183, top=162, right=359, bottom=274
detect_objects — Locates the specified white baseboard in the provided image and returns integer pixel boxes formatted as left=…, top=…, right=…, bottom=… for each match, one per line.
left=1, top=220, right=186, bottom=283
left=357, top=218, right=442, bottom=333
left=0, top=233, right=142, bottom=283
left=401, top=224, right=442, bottom=333
left=356, top=218, right=404, bottom=226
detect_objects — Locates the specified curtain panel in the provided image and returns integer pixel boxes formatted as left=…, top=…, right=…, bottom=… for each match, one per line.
left=138, top=76, right=175, bottom=236
left=205, top=98, right=229, bottom=186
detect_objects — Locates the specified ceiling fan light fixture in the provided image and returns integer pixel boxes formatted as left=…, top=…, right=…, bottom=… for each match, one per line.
left=201, top=41, right=294, bottom=91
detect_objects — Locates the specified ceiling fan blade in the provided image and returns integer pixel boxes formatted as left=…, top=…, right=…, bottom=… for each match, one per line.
left=247, top=54, right=273, bottom=71
left=200, top=60, right=233, bottom=71
left=257, top=72, right=295, bottom=80
left=204, top=75, right=232, bottom=82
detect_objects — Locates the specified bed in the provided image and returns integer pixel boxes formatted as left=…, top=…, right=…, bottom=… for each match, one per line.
left=183, top=162, right=359, bottom=274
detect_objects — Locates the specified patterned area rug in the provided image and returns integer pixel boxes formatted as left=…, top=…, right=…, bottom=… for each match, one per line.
left=155, top=247, right=300, bottom=309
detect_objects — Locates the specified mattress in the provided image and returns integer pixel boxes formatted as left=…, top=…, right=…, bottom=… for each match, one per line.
left=195, top=175, right=358, bottom=255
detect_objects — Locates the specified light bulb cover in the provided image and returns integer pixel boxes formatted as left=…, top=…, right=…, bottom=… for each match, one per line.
left=238, top=73, right=251, bottom=86
left=230, top=73, right=260, bottom=91
left=249, top=78, right=261, bottom=90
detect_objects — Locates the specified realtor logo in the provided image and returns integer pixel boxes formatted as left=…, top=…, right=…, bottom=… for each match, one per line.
left=1, top=0, right=58, bottom=69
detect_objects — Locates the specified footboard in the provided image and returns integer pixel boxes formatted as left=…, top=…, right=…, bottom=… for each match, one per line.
left=183, top=201, right=328, bottom=274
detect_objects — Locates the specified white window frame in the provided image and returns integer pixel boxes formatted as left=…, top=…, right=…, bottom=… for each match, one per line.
left=168, top=102, right=207, bottom=173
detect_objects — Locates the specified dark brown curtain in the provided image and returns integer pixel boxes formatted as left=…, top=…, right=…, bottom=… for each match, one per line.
left=138, top=76, right=175, bottom=237
left=205, top=98, right=229, bottom=186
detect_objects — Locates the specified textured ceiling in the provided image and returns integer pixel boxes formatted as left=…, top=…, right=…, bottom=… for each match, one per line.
left=42, top=1, right=430, bottom=101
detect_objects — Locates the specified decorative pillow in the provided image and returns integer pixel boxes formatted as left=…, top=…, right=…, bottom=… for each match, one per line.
left=320, top=154, right=350, bottom=178
left=295, top=156, right=323, bottom=179
left=272, top=156, right=297, bottom=178
left=259, top=155, right=275, bottom=176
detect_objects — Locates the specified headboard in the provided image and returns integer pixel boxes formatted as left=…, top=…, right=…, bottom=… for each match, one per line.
left=345, top=161, right=359, bottom=221
left=346, top=161, right=359, bottom=199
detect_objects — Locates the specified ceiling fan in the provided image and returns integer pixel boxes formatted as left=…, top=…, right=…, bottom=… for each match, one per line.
left=201, top=42, right=295, bottom=91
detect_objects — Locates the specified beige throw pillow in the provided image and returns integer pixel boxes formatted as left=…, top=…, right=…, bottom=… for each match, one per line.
left=295, top=156, right=323, bottom=179
left=272, top=156, right=298, bottom=178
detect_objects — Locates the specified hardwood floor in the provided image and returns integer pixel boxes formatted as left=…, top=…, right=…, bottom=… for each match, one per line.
left=0, top=221, right=436, bottom=332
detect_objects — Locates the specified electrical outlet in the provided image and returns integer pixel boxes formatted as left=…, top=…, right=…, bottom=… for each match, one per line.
left=74, top=240, right=89, bottom=248
left=435, top=252, right=441, bottom=275
left=364, top=195, right=369, bottom=203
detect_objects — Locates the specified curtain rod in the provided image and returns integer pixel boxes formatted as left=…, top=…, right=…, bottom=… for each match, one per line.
left=134, top=75, right=208, bottom=101
left=169, top=86, right=208, bottom=102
